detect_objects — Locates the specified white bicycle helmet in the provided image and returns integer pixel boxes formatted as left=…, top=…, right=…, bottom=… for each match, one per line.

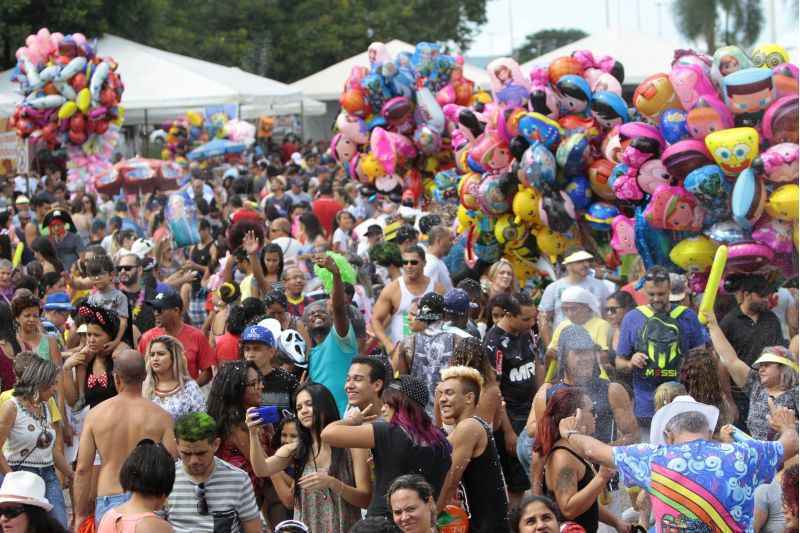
left=278, top=329, right=307, bottom=368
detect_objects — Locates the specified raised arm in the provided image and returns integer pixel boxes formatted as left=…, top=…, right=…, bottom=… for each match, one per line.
left=312, top=254, right=348, bottom=337
left=321, top=405, right=377, bottom=449
left=704, top=310, right=751, bottom=388
left=557, top=408, right=615, bottom=468
left=245, top=409, right=295, bottom=477
left=770, top=403, right=799, bottom=463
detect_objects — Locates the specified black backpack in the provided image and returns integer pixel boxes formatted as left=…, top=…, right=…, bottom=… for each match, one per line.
left=635, top=305, right=688, bottom=381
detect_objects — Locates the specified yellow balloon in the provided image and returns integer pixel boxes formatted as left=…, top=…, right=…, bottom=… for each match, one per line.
left=456, top=206, right=478, bottom=233
left=494, top=214, right=528, bottom=248
left=57, top=101, right=77, bottom=120
left=186, top=110, right=204, bottom=127
left=535, top=226, right=568, bottom=260
left=698, top=245, right=728, bottom=325
left=112, top=105, right=125, bottom=126
left=705, top=127, right=759, bottom=177
left=76, top=88, right=91, bottom=113
left=359, top=153, right=385, bottom=180
left=669, top=236, right=718, bottom=272
left=765, top=184, right=799, bottom=221
left=512, top=187, right=542, bottom=226
left=751, top=43, right=790, bottom=68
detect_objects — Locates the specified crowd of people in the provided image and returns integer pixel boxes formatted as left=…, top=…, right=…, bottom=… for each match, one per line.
left=0, top=139, right=795, bottom=533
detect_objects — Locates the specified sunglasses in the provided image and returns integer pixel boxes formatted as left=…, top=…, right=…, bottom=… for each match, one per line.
left=605, top=306, right=621, bottom=313
left=644, top=272, right=670, bottom=282
left=116, top=265, right=136, bottom=272
left=0, top=506, right=25, bottom=519
left=403, top=259, right=420, bottom=266
left=196, top=482, right=209, bottom=515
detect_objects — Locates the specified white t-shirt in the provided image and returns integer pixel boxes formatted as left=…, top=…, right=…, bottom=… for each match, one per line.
left=539, top=275, right=613, bottom=326
left=774, top=287, right=796, bottom=342
left=271, top=236, right=303, bottom=260
left=424, top=253, right=453, bottom=291
left=332, top=227, right=356, bottom=254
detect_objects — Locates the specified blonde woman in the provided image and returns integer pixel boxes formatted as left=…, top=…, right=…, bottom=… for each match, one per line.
left=483, top=258, right=518, bottom=300
left=143, top=336, right=204, bottom=421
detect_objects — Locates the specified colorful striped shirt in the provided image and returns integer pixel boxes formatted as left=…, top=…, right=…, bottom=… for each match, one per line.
left=613, top=439, right=783, bottom=532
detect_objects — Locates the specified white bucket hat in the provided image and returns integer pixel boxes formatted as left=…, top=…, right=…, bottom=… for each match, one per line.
left=649, top=395, right=719, bottom=445
left=0, top=471, right=53, bottom=511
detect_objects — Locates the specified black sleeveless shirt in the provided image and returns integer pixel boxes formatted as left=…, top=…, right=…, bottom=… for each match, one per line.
left=544, top=445, right=599, bottom=531
left=461, top=416, right=511, bottom=533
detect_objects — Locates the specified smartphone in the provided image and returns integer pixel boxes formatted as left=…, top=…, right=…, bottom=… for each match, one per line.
left=256, top=405, right=280, bottom=425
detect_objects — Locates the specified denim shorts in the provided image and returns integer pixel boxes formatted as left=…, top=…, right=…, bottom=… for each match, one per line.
left=95, top=492, right=132, bottom=525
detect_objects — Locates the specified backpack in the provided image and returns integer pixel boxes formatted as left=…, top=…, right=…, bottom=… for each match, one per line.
left=635, top=305, right=687, bottom=381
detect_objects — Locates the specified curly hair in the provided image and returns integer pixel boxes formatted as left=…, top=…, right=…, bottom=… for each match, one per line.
left=206, top=360, right=261, bottom=440
left=11, top=290, right=40, bottom=318
left=449, top=336, right=496, bottom=384
left=227, top=219, right=265, bottom=252
left=679, top=348, right=728, bottom=428
left=368, top=241, right=403, bottom=268
left=175, top=412, right=218, bottom=443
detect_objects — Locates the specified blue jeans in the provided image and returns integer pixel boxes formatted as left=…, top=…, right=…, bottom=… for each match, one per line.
left=14, top=465, right=68, bottom=529
left=95, top=492, right=132, bottom=525
left=516, top=429, right=534, bottom=481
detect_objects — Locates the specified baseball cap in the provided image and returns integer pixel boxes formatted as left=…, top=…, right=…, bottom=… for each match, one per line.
left=563, top=250, right=594, bottom=264
left=14, top=195, right=29, bottom=206
left=146, top=289, right=182, bottom=311
left=387, top=375, right=429, bottom=407
left=43, top=292, right=73, bottom=312
left=416, top=292, right=444, bottom=322
left=240, top=325, right=276, bottom=347
left=363, top=224, right=383, bottom=238
left=130, top=238, right=154, bottom=259
left=443, top=288, right=476, bottom=314
left=394, top=224, right=418, bottom=244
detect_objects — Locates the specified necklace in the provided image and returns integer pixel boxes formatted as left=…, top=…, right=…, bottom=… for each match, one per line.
left=132, top=289, right=145, bottom=319
left=287, top=293, right=304, bottom=305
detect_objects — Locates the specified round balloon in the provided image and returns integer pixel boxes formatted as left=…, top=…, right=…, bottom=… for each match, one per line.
left=731, top=166, right=767, bottom=230
left=670, top=236, right=718, bottom=272
left=765, top=184, right=799, bottom=221
left=752, top=217, right=795, bottom=254
left=565, top=176, right=592, bottom=209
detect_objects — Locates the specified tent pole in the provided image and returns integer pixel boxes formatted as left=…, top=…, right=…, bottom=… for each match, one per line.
left=144, top=109, right=149, bottom=157
left=300, top=99, right=305, bottom=141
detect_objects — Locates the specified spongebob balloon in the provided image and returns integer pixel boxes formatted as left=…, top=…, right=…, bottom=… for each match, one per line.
left=704, top=127, right=759, bottom=177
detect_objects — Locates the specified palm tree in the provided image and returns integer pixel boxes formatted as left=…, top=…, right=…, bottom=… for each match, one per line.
left=673, top=0, right=764, bottom=53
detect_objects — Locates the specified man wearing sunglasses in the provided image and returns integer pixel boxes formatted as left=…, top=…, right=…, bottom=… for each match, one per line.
left=165, top=412, right=261, bottom=533
left=615, top=266, right=706, bottom=438
left=719, top=275, right=784, bottom=424
left=116, top=253, right=156, bottom=341
left=372, top=245, right=446, bottom=356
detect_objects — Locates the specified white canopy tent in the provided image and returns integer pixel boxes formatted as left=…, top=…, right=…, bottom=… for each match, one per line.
left=0, top=34, right=325, bottom=124
left=290, top=39, right=491, bottom=141
left=521, top=30, right=688, bottom=85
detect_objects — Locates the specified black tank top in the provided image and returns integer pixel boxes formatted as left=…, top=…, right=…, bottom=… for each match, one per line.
left=191, top=241, right=213, bottom=267
left=587, top=378, right=614, bottom=443
left=544, top=445, right=599, bottom=531
left=461, top=416, right=511, bottom=533
left=85, top=355, right=117, bottom=409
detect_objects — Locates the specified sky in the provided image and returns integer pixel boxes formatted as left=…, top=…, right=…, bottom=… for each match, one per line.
left=467, top=0, right=798, bottom=57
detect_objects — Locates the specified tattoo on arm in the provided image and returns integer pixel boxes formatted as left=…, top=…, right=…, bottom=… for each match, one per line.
left=556, top=466, right=576, bottom=494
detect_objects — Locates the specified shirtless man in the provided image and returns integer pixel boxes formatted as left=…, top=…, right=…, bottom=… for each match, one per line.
left=73, top=349, right=177, bottom=526
left=371, top=245, right=445, bottom=354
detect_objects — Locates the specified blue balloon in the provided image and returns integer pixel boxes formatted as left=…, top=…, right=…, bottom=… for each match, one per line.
left=684, top=165, right=732, bottom=224
left=634, top=206, right=672, bottom=269
left=565, top=176, right=592, bottom=209
left=658, top=109, right=690, bottom=145
left=585, top=201, right=620, bottom=232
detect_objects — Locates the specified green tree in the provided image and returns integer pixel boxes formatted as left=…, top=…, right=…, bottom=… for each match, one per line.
left=673, top=0, right=764, bottom=54
left=0, top=0, right=164, bottom=69
left=512, top=28, right=588, bottom=64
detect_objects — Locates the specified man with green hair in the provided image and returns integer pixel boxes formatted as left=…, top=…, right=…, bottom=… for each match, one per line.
left=164, top=412, right=261, bottom=532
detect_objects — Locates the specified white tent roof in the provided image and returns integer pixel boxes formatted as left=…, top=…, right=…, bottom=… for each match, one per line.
left=521, top=29, right=687, bottom=85
left=291, top=39, right=491, bottom=101
left=0, top=34, right=325, bottom=123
